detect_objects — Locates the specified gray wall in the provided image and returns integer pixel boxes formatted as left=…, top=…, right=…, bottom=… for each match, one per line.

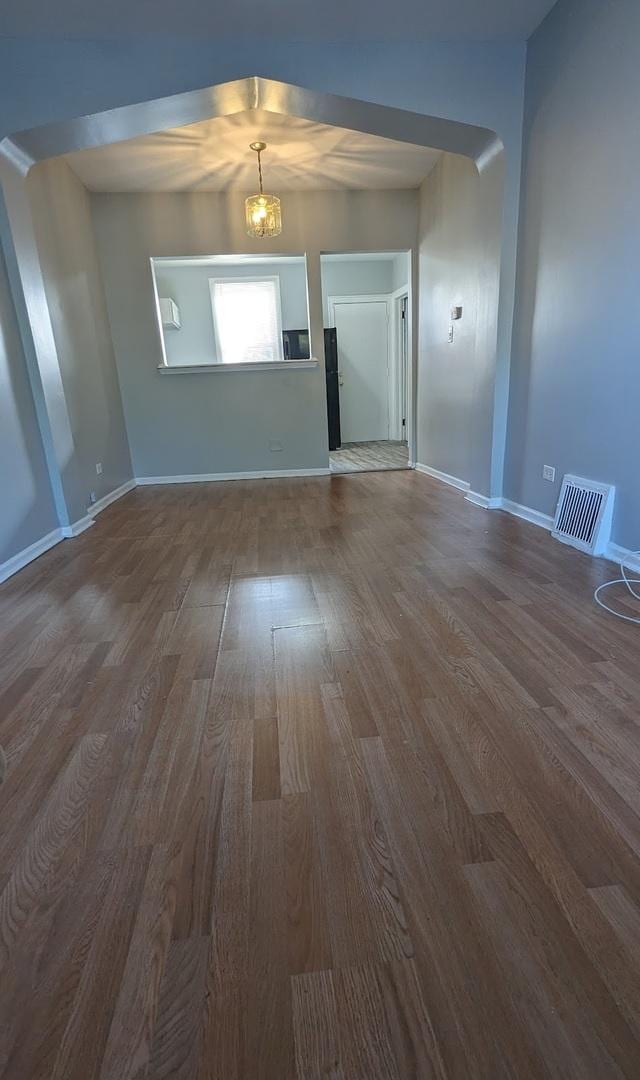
left=0, top=34, right=526, bottom=533
left=321, top=257, right=398, bottom=323
left=506, top=0, right=640, bottom=549
left=0, top=242, right=58, bottom=564
left=91, top=188, right=418, bottom=479
left=391, top=252, right=411, bottom=293
left=0, top=39, right=526, bottom=161
left=155, top=259, right=309, bottom=367
left=27, top=159, right=133, bottom=517
left=417, top=153, right=481, bottom=485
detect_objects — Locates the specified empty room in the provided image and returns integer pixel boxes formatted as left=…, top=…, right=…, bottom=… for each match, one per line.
left=1, top=1, right=639, bottom=1077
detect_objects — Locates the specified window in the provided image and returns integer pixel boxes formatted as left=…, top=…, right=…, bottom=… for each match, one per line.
left=151, top=255, right=314, bottom=372
left=210, top=276, right=284, bottom=365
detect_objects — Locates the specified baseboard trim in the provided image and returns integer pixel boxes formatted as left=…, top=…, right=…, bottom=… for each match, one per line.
left=136, top=468, right=331, bottom=485
left=495, top=500, right=640, bottom=571
left=0, top=479, right=137, bottom=586
left=605, top=543, right=640, bottom=573
left=414, top=466, right=556, bottom=529
left=465, top=490, right=503, bottom=510
left=0, top=527, right=66, bottom=584
left=89, top=478, right=136, bottom=518
left=499, top=498, right=554, bottom=531
left=61, top=515, right=95, bottom=538
left=414, top=462, right=470, bottom=492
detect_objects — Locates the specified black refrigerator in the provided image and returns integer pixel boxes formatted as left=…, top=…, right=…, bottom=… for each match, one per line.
left=282, top=328, right=341, bottom=451
left=323, top=328, right=341, bottom=451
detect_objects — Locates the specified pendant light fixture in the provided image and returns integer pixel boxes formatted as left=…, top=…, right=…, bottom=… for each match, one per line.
left=245, top=142, right=282, bottom=238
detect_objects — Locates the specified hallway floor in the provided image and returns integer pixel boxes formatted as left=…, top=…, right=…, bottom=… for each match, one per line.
left=329, top=439, right=409, bottom=473
left=1, top=470, right=640, bottom=1078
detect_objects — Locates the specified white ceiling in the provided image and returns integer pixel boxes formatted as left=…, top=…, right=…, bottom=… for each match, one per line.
left=63, top=111, right=443, bottom=193
left=1, top=0, right=557, bottom=41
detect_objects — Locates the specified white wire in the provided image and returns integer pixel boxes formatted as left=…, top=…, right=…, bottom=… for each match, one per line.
left=594, top=550, right=640, bottom=624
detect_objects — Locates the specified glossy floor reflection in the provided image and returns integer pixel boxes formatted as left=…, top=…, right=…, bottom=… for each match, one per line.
left=0, top=469, right=639, bottom=1078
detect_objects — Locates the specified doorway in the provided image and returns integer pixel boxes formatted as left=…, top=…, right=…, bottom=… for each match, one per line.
left=1, top=75, right=507, bottom=507
left=321, top=252, right=411, bottom=474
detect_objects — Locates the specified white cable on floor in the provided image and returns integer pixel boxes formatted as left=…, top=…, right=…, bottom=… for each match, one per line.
left=594, top=550, right=640, bottom=624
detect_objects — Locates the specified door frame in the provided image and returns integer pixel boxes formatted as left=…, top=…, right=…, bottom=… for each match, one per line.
left=327, top=293, right=392, bottom=443
left=389, top=286, right=411, bottom=447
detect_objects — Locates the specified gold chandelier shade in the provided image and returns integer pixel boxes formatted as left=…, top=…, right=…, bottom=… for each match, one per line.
left=245, top=142, right=282, bottom=238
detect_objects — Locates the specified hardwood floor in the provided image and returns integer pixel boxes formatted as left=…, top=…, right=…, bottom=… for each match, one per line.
left=1, top=469, right=640, bottom=1078
left=330, top=440, right=409, bottom=473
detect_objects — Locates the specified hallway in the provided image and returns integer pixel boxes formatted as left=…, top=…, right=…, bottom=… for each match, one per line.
left=0, top=470, right=639, bottom=1078
left=329, top=440, right=409, bottom=474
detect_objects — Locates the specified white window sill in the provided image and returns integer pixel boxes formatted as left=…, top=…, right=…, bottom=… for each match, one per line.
left=157, top=359, right=318, bottom=374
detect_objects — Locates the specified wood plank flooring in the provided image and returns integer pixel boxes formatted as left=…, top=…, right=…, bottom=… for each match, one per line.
left=1, top=469, right=640, bottom=1078
left=330, top=440, right=409, bottom=473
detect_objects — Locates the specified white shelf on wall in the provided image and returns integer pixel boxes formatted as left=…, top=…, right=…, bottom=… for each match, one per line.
left=157, top=359, right=319, bottom=374
left=159, top=297, right=181, bottom=330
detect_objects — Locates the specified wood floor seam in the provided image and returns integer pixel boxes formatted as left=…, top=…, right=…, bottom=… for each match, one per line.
left=1, top=470, right=639, bottom=1079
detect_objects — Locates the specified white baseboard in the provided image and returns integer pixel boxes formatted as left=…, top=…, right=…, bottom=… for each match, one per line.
left=0, top=527, right=64, bottom=584
left=498, top=497, right=554, bottom=530
left=62, top=478, right=136, bottom=537
left=605, top=543, right=640, bottom=573
left=89, top=478, right=136, bottom=518
left=61, top=515, right=95, bottom=538
left=465, top=490, right=504, bottom=510
left=0, top=479, right=137, bottom=585
left=414, top=462, right=470, bottom=492
left=136, top=468, right=331, bottom=485
left=487, top=498, right=639, bottom=573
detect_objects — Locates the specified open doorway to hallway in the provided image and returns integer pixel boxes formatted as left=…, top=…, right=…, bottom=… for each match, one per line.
left=321, top=252, right=411, bottom=474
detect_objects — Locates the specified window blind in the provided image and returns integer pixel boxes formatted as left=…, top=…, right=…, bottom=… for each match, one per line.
left=211, top=278, right=283, bottom=364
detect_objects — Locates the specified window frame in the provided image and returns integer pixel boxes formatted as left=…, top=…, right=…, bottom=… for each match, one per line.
left=208, top=274, right=285, bottom=367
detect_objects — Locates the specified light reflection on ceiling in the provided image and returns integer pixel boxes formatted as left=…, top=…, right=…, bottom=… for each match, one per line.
left=63, top=110, right=442, bottom=193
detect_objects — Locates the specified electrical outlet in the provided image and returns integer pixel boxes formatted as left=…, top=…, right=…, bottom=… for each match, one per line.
left=89, top=491, right=97, bottom=505
left=95, top=462, right=103, bottom=475
left=268, top=440, right=283, bottom=452
left=542, top=465, right=556, bottom=482
left=448, top=325, right=454, bottom=343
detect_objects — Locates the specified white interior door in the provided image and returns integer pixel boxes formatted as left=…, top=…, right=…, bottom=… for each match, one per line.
left=331, top=298, right=390, bottom=443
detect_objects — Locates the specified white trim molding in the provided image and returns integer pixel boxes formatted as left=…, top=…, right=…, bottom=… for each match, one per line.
left=465, top=490, right=504, bottom=510
left=605, top=543, right=640, bottom=573
left=89, top=478, right=136, bottom=518
left=0, top=478, right=136, bottom=585
left=61, top=515, right=95, bottom=538
left=415, top=462, right=470, bottom=492
left=136, top=467, right=331, bottom=485
left=0, top=527, right=63, bottom=584
left=499, top=498, right=554, bottom=530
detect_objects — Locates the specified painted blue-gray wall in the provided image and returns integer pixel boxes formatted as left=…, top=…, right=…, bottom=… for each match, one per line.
left=506, top=0, right=640, bottom=549
left=91, top=188, right=418, bottom=479
left=0, top=38, right=525, bottom=151
left=321, top=258, right=400, bottom=323
left=417, top=153, right=481, bottom=485
left=0, top=242, right=58, bottom=564
left=27, top=158, right=133, bottom=518
left=0, top=35, right=525, bottom=549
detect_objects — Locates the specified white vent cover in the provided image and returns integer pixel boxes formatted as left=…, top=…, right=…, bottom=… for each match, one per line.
left=552, top=474, right=615, bottom=555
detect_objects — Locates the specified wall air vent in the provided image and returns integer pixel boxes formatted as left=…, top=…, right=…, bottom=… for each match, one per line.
left=552, top=474, right=615, bottom=555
